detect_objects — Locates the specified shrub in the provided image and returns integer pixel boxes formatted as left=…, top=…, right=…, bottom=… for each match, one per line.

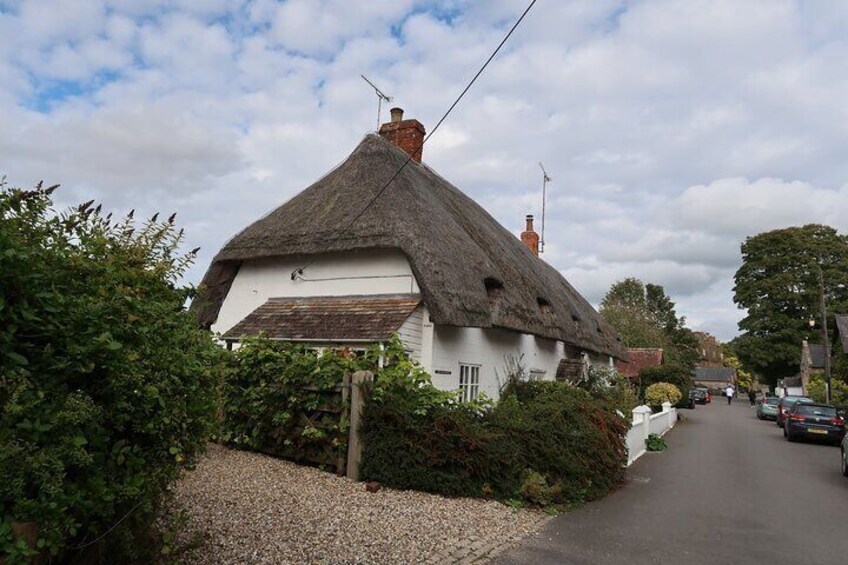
left=644, top=382, right=682, bottom=407
left=807, top=374, right=848, bottom=405
left=645, top=433, right=667, bottom=451
left=220, top=336, right=379, bottom=468
left=638, top=365, right=693, bottom=406
left=361, top=370, right=629, bottom=506
left=1, top=183, right=222, bottom=563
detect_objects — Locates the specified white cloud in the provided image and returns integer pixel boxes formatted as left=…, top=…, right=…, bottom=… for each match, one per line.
left=3, top=0, right=848, bottom=344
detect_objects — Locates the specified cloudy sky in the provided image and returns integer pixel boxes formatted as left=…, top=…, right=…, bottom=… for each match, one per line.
left=3, top=0, right=848, bottom=341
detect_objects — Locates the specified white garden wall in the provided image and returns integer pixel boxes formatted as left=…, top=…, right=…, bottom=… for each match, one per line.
left=627, top=403, right=677, bottom=465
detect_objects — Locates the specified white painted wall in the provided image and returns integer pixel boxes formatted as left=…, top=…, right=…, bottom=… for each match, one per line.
left=213, top=248, right=616, bottom=399
left=212, top=249, right=420, bottom=335
left=429, top=325, right=567, bottom=400
left=627, top=403, right=677, bottom=465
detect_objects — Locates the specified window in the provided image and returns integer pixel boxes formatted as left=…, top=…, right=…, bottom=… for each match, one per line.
left=459, top=363, right=480, bottom=402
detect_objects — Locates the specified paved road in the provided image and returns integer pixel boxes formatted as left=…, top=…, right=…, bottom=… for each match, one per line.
left=495, top=399, right=848, bottom=565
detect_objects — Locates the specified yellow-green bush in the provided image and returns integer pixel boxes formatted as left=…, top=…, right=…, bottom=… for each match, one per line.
left=644, top=382, right=682, bottom=407
left=807, top=374, right=848, bottom=405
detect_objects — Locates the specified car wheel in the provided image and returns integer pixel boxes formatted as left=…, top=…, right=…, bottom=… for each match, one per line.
left=842, top=449, right=848, bottom=477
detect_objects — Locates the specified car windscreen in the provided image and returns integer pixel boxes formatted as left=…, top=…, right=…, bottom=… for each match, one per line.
left=764, top=398, right=779, bottom=405
left=794, top=405, right=837, bottom=417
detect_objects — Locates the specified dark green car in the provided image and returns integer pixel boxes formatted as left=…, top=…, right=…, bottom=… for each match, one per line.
left=756, top=397, right=779, bottom=420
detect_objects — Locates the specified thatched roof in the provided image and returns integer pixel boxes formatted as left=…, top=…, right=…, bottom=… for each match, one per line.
left=194, top=133, right=627, bottom=359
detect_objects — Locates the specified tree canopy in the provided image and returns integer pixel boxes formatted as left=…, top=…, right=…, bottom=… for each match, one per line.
left=599, top=278, right=699, bottom=370
left=733, top=224, right=848, bottom=386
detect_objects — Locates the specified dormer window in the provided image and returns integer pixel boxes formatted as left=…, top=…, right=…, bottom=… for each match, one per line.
left=484, top=277, right=504, bottom=303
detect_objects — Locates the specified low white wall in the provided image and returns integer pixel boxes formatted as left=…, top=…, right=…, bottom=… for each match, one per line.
left=627, top=403, right=677, bottom=465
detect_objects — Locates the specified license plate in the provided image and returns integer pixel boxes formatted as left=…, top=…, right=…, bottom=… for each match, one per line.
left=808, top=429, right=828, bottom=434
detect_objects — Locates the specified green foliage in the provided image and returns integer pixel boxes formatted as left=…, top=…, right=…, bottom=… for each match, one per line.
left=361, top=373, right=629, bottom=507
left=0, top=182, right=222, bottom=562
left=733, top=224, right=848, bottom=386
left=637, top=365, right=694, bottom=407
left=645, top=434, right=667, bottom=452
left=807, top=374, right=848, bottom=405
left=644, top=383, right=682, bottom=407
left=566, top=365, right=640, bottom=415
left=600, top=278, right=699, bottom=370
left=220, top=336, right=380, bottom=465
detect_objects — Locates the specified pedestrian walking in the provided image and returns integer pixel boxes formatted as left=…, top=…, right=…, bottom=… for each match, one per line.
left=725, top=385, right=734, bottom=405
left=748, top=389, right=756, bottom=406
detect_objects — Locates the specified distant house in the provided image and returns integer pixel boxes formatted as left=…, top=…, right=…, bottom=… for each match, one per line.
left=615, top=348, right=664, bottom=381
left=694, top=331, right=723, bottom=368
left=194, top=108, right=627, bottom=400
left=835, top=314, right=848, bottom=359
left=777, top=376, right=804, bottom=398
left=693, top=367, right=736, bottom=391
left=799, top=339, right=826, bottom=394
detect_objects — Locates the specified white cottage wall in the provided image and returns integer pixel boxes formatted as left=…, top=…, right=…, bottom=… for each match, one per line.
left=429, top=325, right=566, bottom=400
left=212, top=249, right=420, bottom=336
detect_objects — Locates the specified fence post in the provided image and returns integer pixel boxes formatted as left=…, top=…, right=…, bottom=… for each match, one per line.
left=634, top=405, right=653, bottom=445
left=346, top=370, right=373, bottom=481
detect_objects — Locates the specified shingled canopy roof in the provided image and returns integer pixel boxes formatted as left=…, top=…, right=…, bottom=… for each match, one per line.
left=223, top=294, right=421, bottom=342
left=194, top=133, right=627, bottom=360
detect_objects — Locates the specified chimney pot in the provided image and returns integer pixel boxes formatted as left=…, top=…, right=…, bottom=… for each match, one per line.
left=379, top=108, right=426, bottom=163
left=520, top=214, right=540, bottom=258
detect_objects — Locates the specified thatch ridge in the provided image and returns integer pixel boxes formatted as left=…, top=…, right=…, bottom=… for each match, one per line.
left=194, top=133, right=626, bottom=359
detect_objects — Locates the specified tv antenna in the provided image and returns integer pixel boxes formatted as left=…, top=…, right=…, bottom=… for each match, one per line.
left=361, top=75, right=393, bottom=130
left=539, top=162, right=551, bottom=253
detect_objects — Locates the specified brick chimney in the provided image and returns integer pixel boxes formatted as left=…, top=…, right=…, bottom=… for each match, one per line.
left=520, top=215, right=540, bottom=257
left=379, top=107, right=425, bottom=162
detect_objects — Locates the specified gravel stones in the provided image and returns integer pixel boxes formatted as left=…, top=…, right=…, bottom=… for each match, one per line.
left=174, top=444, right=548, bottom=564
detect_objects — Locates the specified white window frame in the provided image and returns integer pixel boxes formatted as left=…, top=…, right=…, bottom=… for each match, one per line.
left=458, top=363, right=481, bottom=402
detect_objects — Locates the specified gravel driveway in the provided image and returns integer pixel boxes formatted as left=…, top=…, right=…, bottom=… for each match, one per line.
left=173, top=444, right=549, bottom=564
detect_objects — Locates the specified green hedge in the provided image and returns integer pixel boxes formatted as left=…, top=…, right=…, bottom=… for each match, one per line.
left=1, top=184, right=222, bottom=563
left=360, top=377, right=629, bottom=506
left=220, top=337, right=378, bottom=468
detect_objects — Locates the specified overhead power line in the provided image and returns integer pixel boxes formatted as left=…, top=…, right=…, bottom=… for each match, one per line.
left=292, top=0, right=539, bottom=280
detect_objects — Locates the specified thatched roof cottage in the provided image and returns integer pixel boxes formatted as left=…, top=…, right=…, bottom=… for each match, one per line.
left=194, top=108, right=627, bottom=399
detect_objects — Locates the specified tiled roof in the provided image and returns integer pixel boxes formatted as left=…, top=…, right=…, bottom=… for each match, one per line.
left=614, top=348, right=664, bottom=379
left=835, top=315, right=848, bottom=351
left=807, top=343, right=826, bottom=368
left=223, top=294, right=421, bottom=342
left=693, top=367, right=736, bottom=382
left=556, top=359, right=585, bottom=382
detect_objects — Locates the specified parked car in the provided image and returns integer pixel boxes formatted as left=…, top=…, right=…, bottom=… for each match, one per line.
left=776, top=396, right=813, bottom=428
left=691, top=389, right=709, bottom=405
left=680, top=390, right=696, bottom=409
left=842, top=432, right=848, bottom=477
left=694, top=387, right=711, bottom=403
left=756, top=396, right=780, bottom=420
left=784, top=403, right=846, bottom=445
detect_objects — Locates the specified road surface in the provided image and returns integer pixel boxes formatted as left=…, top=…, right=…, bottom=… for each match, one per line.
left=495, top=399, right=848, bottom=565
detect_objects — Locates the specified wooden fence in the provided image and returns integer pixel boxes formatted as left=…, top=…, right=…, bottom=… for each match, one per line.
left=255, top=371, right=372, bottom=479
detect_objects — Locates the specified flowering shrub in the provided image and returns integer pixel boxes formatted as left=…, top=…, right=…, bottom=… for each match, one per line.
left=644, top=382, right=682, bottom=407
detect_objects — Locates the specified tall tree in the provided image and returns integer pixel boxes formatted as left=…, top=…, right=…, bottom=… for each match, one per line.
left=600, top=278, right=699, bottom=370
left=600, top=278, right=664, bottom=348
left=733, top=224, right=848, bottom=386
